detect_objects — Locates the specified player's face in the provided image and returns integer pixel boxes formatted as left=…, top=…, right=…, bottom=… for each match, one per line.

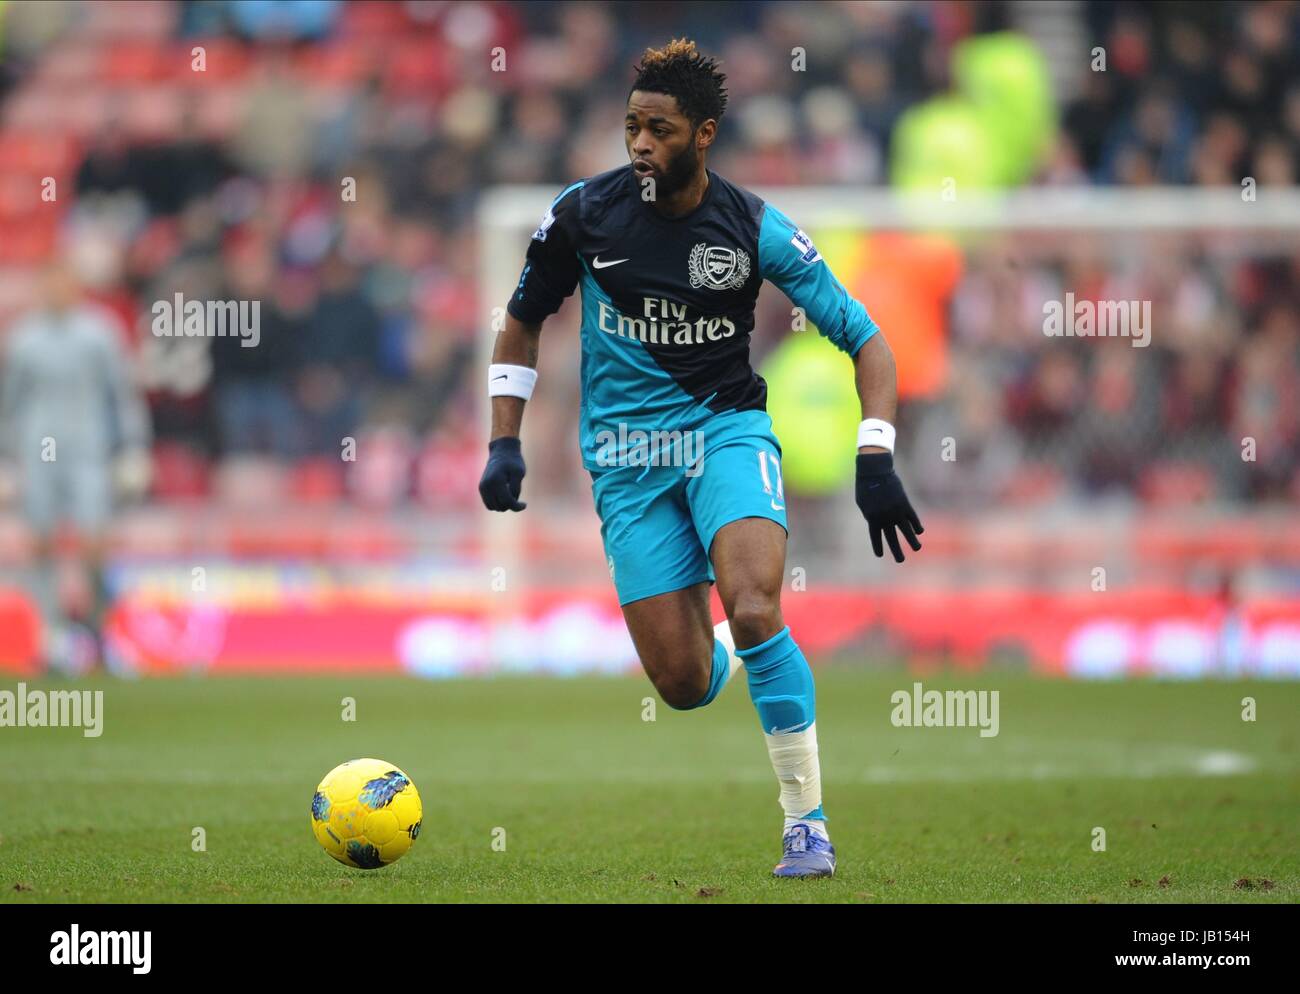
left=625, top=90, right=709, bottom=196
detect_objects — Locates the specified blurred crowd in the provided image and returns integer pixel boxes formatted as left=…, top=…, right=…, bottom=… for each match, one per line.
left=1063, top=2, right=1299, bottom=187
left=0, top=0, right=1297, bottom=512
left=904, top=239, right=1300, bottom=507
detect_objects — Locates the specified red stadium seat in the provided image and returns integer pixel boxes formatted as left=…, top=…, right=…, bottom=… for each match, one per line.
left=384, top=39, right=455, bottom=99
left=294, top=43, right=376, bottom=85
left=1002, top=463, right=1068, bottom=504
left=38, top=42, right=103, bottom=85
left=0, top=215, right=57, bottom=264
left=340, top=1, right=416, bottom=38
left=1138, top=462, right=1216, bottom=504
left=150, top=444, right=212, bottom=501
left=170, top=40, right=255, bottom=83
left=0, top=131, right=79, bottom=174
left=290, top=458, right=346, bottom=503
left=101, top=42, right=170, bottom=83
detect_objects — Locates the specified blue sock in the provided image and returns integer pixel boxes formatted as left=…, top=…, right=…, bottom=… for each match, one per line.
left=736, top=626, right=816, bottom=736
left=674, top=639, right=732, bottom=710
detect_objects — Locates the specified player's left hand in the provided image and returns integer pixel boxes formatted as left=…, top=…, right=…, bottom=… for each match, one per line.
left=855, top=451, right=923, bottom=563
left=478, top=436, right=528, bottom=512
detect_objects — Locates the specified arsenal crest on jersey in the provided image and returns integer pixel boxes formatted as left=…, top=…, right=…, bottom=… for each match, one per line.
left=688, top=243, right=751, bottom=290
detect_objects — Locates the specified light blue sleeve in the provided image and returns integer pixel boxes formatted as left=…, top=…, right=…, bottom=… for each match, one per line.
left=757, top=203, right=879, bottom=356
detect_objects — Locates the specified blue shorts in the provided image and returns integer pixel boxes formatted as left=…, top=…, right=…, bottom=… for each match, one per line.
left=589, top=410, right=789, bottom=605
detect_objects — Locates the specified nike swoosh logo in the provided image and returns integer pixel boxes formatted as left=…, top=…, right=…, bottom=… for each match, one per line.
left=769, top=723, right=805, bottom=735
left=491, top=375, right=507, bottom=381
left=592, top=256, right=629, bottom=269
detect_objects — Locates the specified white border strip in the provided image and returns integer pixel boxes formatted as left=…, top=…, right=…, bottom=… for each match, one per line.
left=482, top=185, right=1300, bottom=231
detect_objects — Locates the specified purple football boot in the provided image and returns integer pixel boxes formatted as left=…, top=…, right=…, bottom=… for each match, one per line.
left=773, top=823, right=836, bottom=878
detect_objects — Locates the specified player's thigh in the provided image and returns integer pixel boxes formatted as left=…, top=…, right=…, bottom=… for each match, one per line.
left=686, top=433, right=789, bottom=642
left=711, top=517, right=787, bottom=645
left=590, top=464, right=715, bottom=682
left=711, top=516, right=787, bottom=604
left=619, top=581, right=714, bottom=686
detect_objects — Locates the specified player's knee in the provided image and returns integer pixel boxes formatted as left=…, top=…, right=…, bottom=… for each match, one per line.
left=655, top=666, right=711, bottom=710
left=727, top=595, right=783, bottom=649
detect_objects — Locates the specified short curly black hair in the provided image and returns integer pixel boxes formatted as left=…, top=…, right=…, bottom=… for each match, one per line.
left=630, top=38, right=728, bottom=129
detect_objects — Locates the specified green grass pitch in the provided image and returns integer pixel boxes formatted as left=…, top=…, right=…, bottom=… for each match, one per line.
left=1, top=669, right=1296, bottom=903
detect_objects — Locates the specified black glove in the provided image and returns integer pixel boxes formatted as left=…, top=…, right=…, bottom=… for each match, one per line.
left=478, top=437, right=527, bottom=512
left=855, top=452, right=923, bottom=562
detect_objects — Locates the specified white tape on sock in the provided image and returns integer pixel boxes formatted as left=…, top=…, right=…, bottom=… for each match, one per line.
left=764, top=721, right=822, bottom=821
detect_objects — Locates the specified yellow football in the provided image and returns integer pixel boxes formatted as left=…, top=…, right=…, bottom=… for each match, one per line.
left=310, top=759, right=422, bottom=869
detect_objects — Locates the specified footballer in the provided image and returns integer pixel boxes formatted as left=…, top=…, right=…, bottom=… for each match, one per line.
left=479, top=38, right=922, bottom=878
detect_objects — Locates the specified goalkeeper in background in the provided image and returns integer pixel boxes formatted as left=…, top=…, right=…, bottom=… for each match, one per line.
left=0, top=260, right=151, bottom=671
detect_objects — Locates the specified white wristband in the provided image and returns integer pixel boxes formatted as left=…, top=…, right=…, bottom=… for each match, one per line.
left=488, top=363, right=538, bottom=401
left=857, top=418, right=896, bottom=453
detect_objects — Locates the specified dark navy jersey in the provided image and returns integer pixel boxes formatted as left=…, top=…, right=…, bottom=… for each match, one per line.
left=507, top=165, right=878, bottom=468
